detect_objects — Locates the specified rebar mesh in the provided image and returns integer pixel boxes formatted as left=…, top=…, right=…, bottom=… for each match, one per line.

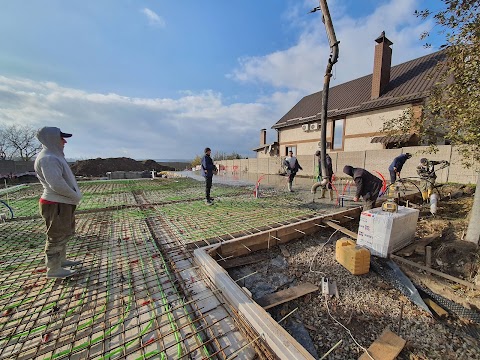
left=1, top=177, right=331, bottom=359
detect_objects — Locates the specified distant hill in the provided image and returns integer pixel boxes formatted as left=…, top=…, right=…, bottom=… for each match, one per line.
left=70, top=157, right=176, bottom=177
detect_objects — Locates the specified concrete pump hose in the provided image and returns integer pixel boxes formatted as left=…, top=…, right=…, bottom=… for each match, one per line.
left=311, top=179, right=328, bottom=194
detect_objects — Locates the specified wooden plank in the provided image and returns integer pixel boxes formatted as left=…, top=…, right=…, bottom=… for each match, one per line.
left=359, top=328, right=406, bottom=360
left=220, top=253, right=268, bottom=269
left=423, top=298, right=448, bottom=318
left=323, top=220, right=358, bottom=239
left=425, top=246, right=432, bottom=268
left=194, top=248, right=317, bottom=360
left=399, top=266, right=480, bottom=310
left=395, top=242, right=417, bottom=257
left=414, top=233, right=440, bottom=255
left=216, top=207, right=363, bottom=258
left=256, top=283, right=319, bottom=310
left=395, top=232, right=440, bottom=257
left=390, top=254, right=479, bottom=290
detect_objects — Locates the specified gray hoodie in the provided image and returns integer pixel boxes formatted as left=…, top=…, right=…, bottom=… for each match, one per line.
left=34, top=127, right=82, bottom=205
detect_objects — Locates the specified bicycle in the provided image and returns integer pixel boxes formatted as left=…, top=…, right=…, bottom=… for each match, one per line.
left=0, top=184, right=28, bottom=220
left=0, top=199, right=14, bottom=220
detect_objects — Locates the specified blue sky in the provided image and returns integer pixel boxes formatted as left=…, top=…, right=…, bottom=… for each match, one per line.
left=0, top=0, right=444, bottom=160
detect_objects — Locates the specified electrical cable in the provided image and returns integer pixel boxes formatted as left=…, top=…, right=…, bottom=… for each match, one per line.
left=324, top=297, right=374, bottom=360
left=309, top=229, right=339, bottom=274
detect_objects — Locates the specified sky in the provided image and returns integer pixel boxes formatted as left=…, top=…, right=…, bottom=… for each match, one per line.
left=0, top=0, right=445, bottom=161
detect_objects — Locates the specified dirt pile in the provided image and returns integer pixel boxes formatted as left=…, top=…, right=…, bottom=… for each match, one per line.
left=70, top=157, right=176, bottom=177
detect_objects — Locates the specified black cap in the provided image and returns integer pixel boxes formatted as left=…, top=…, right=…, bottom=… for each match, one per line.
left=60, top=131, right=72, bottom=138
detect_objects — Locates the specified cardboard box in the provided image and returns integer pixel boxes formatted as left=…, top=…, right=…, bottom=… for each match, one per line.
left=357, top=206, right=419, bottom=258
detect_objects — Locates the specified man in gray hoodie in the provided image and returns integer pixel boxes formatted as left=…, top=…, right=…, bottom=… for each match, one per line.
left=35, top=127, right=83, bottom=278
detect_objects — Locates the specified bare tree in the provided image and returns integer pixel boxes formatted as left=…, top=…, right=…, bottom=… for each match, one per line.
left=0, top=128, right=12, bottom=160
left=1, top=125, right=42, bottom=161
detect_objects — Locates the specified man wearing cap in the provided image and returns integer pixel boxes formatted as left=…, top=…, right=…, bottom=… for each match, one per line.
left=201, top=147, right=217, bottom=205
left=343, top=165, right=383, bottom=210
left=34, top=127, right=82, bottom=278
left=388, top=153, right=412, bottom=184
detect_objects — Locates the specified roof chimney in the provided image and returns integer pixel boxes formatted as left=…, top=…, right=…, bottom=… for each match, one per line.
left=260, top=129, right=267, bottom=146
left=371, top=31, right=393, bottom=99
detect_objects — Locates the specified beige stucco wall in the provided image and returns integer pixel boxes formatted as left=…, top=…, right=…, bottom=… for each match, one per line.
left=343, top=104, right=411, bottom=152
left=216, top=145, right=479, bottom=185
left=279, top=123, right=331, bottom=156
left=277, top=104, right=414, bottom=155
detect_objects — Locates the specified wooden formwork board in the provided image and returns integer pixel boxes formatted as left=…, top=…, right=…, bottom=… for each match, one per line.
left=211, top=207, right=362, bottom=258
left=195, top=248, right=316, bottom=360
left=194, top=206, right=367, bottom=360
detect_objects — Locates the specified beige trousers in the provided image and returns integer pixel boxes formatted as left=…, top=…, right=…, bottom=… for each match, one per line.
left=40, top=203, right=76, bottom=255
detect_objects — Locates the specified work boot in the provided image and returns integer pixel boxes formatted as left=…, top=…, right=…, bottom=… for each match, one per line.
left=329, top=189, right=334, bottom=201
left=320, top=188, right=326, bottom=199
left=60, top=247, right=82, bottom=267
left=421, top=191, right=428, bottom=203
left=46, top=253, right=75, bottom=279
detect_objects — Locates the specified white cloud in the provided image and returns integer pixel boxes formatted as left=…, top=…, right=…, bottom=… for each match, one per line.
left=141, top=8, right=166, bottom=28
left=0, top=76, right=277, bottom=160
left=230, top=0, right=435, bottom=93
left=0, top=0, right=440, bottom=161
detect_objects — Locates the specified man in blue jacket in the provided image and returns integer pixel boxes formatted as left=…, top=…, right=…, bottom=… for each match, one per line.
left=201, top=147, right=216, bottom=205
left=388, top=153, right=412, bottom=184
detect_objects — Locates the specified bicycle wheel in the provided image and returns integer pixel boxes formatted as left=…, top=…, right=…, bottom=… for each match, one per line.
left=389, top=179, right=422, bottom=202
left=0, top=200, right=14, bottom=220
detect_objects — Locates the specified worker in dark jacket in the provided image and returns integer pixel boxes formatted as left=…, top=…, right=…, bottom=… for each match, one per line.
left=388, top=153, right=412, bottom=184
left=201, top=147, right=217, bottom=205
left=343, top=165, right=383, bottom=210
left=315, top=150, right=334, bottom=200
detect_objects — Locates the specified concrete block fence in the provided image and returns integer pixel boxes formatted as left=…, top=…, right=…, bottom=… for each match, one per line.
left=216, top=145, right=479, bottom=185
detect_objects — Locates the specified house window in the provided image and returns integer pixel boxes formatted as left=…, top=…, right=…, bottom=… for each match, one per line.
left=286, top=146, right=297, bottom=156
left=332, top=119, right=344, bottom=150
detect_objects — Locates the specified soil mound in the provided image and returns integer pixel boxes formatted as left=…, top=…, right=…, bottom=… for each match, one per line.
left=70, top=157, right=175, bottom=177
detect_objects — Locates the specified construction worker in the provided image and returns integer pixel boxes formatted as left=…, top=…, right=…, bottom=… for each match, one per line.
left=34, top=127, right=82, bottom=279
left=416, top=158, right=449, bottom=202
left=201, top=147, right=217, bottom=205
left=315, top=150, right=334, bottom=200
left=388, top=153, right=412, bottom=184
left=284, top=150, right=302, bottom=192
left=343, top=165, right=383, bottom=210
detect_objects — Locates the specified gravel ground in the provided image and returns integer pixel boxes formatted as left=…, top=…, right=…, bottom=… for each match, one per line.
left=227, top=230, right=480, bottom=360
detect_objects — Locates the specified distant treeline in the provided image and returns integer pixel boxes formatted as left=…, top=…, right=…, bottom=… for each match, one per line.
left=156, top=162, right=191, bottom=171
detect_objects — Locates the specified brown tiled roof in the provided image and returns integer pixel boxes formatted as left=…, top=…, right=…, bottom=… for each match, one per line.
left=370, top=133, right=415, bottom=144
left=272, top=50, right=446, bottom=129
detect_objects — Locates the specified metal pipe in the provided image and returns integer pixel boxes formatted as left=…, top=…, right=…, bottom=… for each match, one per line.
left=312, top=0, right=339, bottom=182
